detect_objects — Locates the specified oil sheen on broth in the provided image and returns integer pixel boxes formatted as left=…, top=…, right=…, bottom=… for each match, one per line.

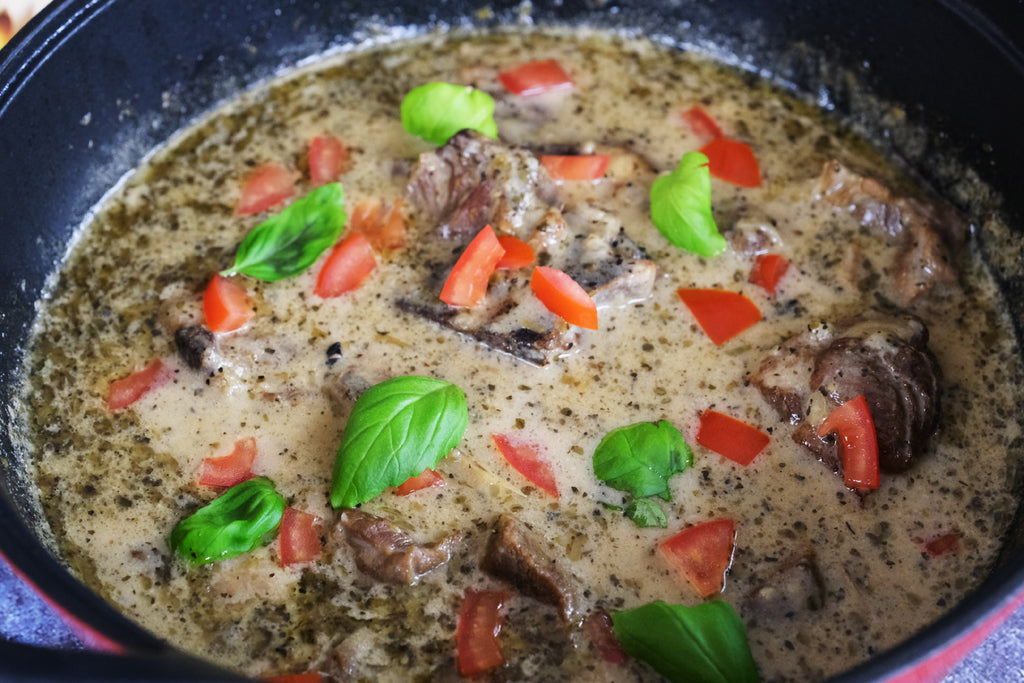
left=20, top=29, right=1023, bottom=682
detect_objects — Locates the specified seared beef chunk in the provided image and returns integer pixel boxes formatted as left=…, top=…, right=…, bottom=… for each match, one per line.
left=481, top=514, right=578, bottom=623
left=406, top=129, right=557, bottom=237
left=744, top=552, right=825, bottom=623
left=174, top=325, right=214, bottom=370
left=816, top=161, right=967, bottom=304
left=401, top=133, right=657, bottom=365
left=335, top=509, right=462, bottom=585
left=752, top=311, right=941, bottom=474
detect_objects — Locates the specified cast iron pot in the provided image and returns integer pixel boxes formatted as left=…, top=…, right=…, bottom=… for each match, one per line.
left=1, top=1, right=1022, bottom=681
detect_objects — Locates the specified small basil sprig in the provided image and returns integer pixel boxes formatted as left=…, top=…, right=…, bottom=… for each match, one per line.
left=611, top=600, right=760, bottom=683
left=593, top=420, right=691, bottom=528
left=168, top=477, right=285, bottom=565
left=594, top=421, right=691, bottom=500
left=401, top=82, right=498, bottom=146
left=223, top=182, right=347, bottom=281
left=623, top=498, right=668, bottom=528
left=650, top=152, right=726, bottom=258
left=331, top=376, right=468, bottom=508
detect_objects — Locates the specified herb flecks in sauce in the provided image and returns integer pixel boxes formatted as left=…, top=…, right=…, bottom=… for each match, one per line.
left=18, top=29, right=1023, bottom=683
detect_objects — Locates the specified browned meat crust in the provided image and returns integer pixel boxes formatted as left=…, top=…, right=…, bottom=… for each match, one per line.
left=481, top=514, right=578, bottom=623
left=400, top=132, right=658, bottom=365
left=174, top=325, right=214, bottom=370
left=751, top=310, right=941, bottom=475
left=335, top=509, right=462, bottom=585
left=816, top=161, right=967, bottom=305
left=406, top=129, right=558, bottom=238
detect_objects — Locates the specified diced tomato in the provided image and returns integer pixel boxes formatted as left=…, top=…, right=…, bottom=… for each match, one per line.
left=314, top=232, right=377, bottom=298
left=749, top=253, right=789, bottom=295
left=263, top=673, right=323, bottom=683
left=348, top=198, right=407, bottom=252
left=278, top=507, right=323, bottom=567
left=456, top=589, right=509, bottom=678
left=696, top=410, right=770, bottom=466
left=539, top=154, right=611, bottom=181
left=680, top=106, right=723, bottom=140
left=923, top=532, right=960, bottom=557
left=107, top=359, right=174, bottom=411
left=659, top=519, right=736, bottom=597
left=495, top=235, right=535, bottom=270
left=440, top=225, right=505, bottom=307
left=236, top=164, right=296, bottom=215
left=393, top=468, right=446, bottom=496
left=530, top=266, right=598, bottom=330
left=198, top=437, right=257, bottom=488
left=497, top=59, right=573, bottom=96
left=204, top=274, right=254, bottom=333
left=817, top=395, right=880, bottom=491
left=308, top=135, right=348, bottom=187
left=492, top=433, right=559, bottom=498
left=698, top=137, right=762, bottom=188
left=676, top=288, right=761, bottom=345
left=583, top=609, right=629, bottom=664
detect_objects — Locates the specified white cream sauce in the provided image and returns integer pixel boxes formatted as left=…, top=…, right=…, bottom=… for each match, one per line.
left=20, top=29, right=1024, bottom=682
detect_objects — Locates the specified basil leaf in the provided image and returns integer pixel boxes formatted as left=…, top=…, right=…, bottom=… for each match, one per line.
left=168, top=477, right=285, bottom=566
left=593, top=420, right=692, bottom=501
left=650, top=152, right=726, bottom=258
left=624, top=498, right=668, bottom=528
left=611, top=600, right=760, bottom=683
left=401, top=82, right=498, bottom=146
left=330, top=375, right=468, bottom=508
left=224, top=182, right=347, bottom=281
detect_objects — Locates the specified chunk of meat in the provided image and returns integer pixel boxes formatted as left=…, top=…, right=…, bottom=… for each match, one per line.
left=744, top=552, right=825, bottom=623
left=174, top=325, right=214, bottom=370
left=401, top=135, right=657, bottom=365
left=751, top=310, right=941, bottom=474
left=480, top=514, right=578, bottom=623
left=406, top=129, right=557, bottom=237
left=335, top=509, right=462, bottom=585
left=816, top=161, right=967, bottom=304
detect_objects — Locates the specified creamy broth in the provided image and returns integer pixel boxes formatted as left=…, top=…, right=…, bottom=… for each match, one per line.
left=19, top=30, right=1023, bottom=682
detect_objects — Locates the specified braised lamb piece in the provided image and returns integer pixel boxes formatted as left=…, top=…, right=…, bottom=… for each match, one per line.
left=406, top=129, right=558, bottom=238
left=174, top=324, right=214, bottom=370
left=400, top=130, right=657, bottom=365
left=816, top=161, right=967, bottom=305
left=335, top=509, right=462, bottom=585
left=481, top=514, right=579, bottom=623
left=751, top=310, right=941, bottom=475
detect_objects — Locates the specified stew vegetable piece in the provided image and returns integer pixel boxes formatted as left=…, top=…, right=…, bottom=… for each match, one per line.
left=18, top=29, right=1023, bottom=683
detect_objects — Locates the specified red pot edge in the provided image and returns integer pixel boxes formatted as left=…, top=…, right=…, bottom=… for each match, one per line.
left=0, top=547, right=127, bottom=654
left=883, top=586, right=1024, bottom=683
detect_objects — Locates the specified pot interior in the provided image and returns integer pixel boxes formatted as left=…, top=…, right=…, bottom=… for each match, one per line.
left=1, top=1, right=1022, bottom=681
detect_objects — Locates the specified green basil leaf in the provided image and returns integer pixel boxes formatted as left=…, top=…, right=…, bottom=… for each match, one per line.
left=224, top=182, right=346, bottom=281
left=650, top=152, right=726, bottom=258
left=168, top=477, right=285, bottom=566
left=401, top=82, right=498, bottom=146
left=330, top=375, right=469, bottom=508
left=624, top=498, right=668, bottom=528
left=593, top=420, right=692, bottom=501
left=611, top=600, right=760, bottom=683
